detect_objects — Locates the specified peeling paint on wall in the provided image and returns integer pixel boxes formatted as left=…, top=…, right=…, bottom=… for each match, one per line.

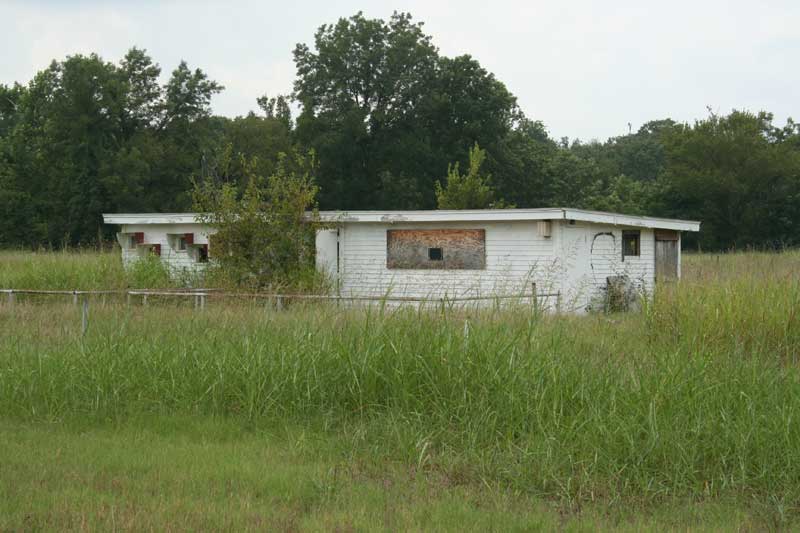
left=387, top=229, right=486, bottom=270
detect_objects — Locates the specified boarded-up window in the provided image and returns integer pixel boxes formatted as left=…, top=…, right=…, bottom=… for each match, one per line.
left=387, top=229, right=486, bottom=270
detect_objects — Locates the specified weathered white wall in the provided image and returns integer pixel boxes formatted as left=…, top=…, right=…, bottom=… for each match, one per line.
left=315, top=229, right=339, bottom=282
left=115, top=218, right=664, bottom=311
left=557, top=220, right=655, bottom=312
left=118, top=223, right=216, bottom=276
left=332, top=219, right=660, bottom=311
left=336, top=220, right=560, bottom=305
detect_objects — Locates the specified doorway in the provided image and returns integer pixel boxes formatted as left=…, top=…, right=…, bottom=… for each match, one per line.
left=655, top=230, right=679, bottom=281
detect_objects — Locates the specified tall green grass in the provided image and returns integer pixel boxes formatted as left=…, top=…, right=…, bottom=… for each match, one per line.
left=0, top=249, right=328, bottom=292
left=1, top=251, right=799, bottom=512
left=0, top=249, right=175, bottom=289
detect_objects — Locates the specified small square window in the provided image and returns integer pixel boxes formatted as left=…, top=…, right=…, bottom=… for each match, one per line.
left=428, top=247, right=443, bottom=261
left=622, top=231, right=640, bottom=258
left=177, top=237, right=187, bottom=251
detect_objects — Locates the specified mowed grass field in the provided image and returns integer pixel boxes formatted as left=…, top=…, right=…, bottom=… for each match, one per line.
left=1, top=250, right=799, bottom=530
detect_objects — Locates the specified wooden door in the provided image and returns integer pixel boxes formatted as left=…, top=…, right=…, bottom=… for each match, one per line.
left=655, top=230, right=679, bottom=281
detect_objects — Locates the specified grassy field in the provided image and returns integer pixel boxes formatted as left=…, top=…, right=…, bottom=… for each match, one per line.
left=1, top=250, right=799, bottom=530
left=0, top=249, right=175, bottom=289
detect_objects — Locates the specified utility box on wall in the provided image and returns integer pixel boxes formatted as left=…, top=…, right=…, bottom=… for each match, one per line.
left=537, top=220, right=552, bottom=238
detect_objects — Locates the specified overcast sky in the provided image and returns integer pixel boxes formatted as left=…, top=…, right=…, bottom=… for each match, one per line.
left=2, top=0, right=797, bottom=141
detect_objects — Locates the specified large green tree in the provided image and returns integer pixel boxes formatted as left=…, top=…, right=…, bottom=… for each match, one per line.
left=661, top=110, right=800, bottom=249
left=293, top=12, right=520, bottom=210
left=0, top=49, right=223, bottom=246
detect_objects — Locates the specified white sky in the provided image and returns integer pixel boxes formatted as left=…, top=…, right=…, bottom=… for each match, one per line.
left=2, top=0, right=797, bottom=141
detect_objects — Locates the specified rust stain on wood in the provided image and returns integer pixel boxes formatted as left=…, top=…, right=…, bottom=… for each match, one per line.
left=387, top=229, right=486, bottom=270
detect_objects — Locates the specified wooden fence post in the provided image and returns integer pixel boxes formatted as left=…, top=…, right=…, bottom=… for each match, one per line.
left=73, top=291, right=78, bottom=305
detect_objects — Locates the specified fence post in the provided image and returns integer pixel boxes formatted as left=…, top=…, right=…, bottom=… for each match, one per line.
left=142, top=294, right=148, bottom=306
left=81, top=297, right=89, bottom=336
left=6, top=290, right=14, bottom=307
left=532, top=282, right=538, bottom=314
left=200, top=294, right=206, bottom=310
left=276, top=296, right=284, bottom=311
left=126, top=292, right=131, bottom=307
left=73, top=291, right=78, bottom=305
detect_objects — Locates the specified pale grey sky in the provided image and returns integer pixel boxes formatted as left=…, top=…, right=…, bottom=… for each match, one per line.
left=2, top=0, right=797, bottom=141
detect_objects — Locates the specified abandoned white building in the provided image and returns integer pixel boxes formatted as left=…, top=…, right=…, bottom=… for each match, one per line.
left=103, top=208, right=700, bottom=312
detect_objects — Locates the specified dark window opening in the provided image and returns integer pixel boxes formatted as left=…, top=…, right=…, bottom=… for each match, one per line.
left=622, top=231, right=640, bottom=259
left=198, top=245, right=209, bottom=263
left=428, top=247, right=443, bottom=261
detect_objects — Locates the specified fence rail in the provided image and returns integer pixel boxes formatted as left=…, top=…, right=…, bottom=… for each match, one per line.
left=1, top=287, right=559, bottom=304
left=1, top=286, right=562, bottom=340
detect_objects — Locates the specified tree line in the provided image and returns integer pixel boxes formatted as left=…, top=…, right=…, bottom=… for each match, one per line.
left=1, top=12, right=798, bottom=251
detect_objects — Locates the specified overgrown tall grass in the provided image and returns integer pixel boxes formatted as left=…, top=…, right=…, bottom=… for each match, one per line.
left=0, top=249, right=175, bottom=289
left=1, top=251, right=799, bottom=513
left=0, top=249, right=329, bottom=292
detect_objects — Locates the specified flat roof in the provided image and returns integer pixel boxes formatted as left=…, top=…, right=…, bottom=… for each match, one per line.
left=103, top=208, right=701, bottom=232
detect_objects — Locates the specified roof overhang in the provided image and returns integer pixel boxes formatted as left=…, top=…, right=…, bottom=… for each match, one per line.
left=104, top=208, right=701, bottom=232
left=560, top=209, right=700, bottom=232
left=103, top=213, right=205, bottom=225
left=317, top=208, right=700, bottom=232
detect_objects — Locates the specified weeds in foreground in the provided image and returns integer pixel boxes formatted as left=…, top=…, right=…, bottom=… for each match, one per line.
left=0, top=256, right=798, bottom=509
left=0, top=250, right=799, bottom=520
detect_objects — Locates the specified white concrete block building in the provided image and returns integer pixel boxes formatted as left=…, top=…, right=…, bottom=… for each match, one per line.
left=104, top=208, right=700, bottom=312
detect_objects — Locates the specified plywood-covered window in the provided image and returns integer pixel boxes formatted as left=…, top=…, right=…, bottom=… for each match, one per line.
left=387, top=229, right=485, bottom=270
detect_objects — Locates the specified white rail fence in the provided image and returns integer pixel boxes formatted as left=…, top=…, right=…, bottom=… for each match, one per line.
left=1, top=286, right=562, bottom=335
left=1, top=286, right=560, bottom=306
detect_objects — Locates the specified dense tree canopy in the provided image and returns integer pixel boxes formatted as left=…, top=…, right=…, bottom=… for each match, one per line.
left=292, top=12, right=519, bottom=210
left=0, top=12, right=798, bottom=250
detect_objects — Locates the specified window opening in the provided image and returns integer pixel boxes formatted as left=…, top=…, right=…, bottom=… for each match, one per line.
left=622, top=230, right=640, bottom=259
left=198, top=245, right=209, bottom=263
left=428, top=247, right=443, bottom=261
